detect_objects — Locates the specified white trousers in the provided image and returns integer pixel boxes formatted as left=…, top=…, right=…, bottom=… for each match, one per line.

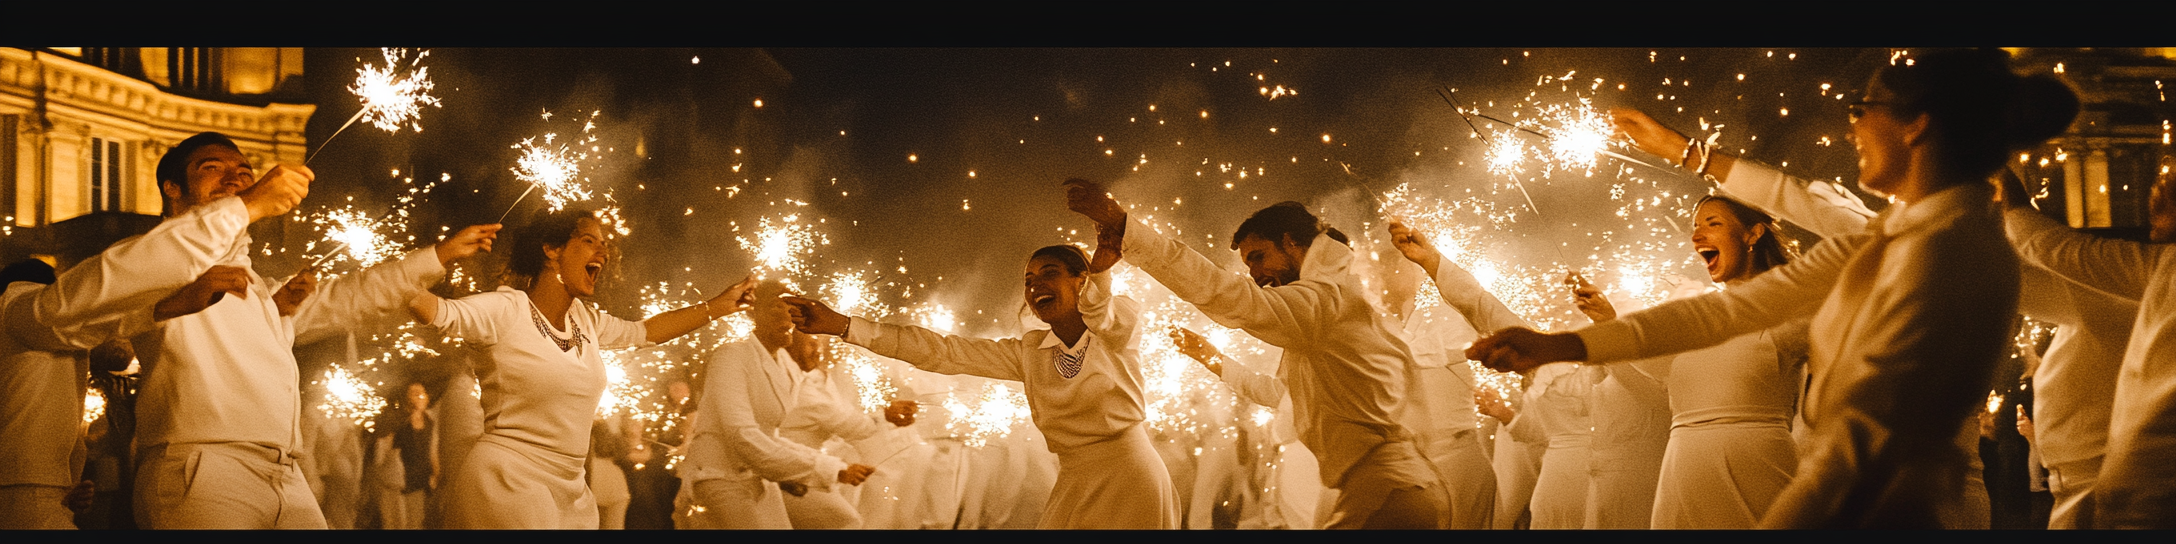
left=135, top=442, right=328, bottom=529
left=0, top=485, right=75, bottom=529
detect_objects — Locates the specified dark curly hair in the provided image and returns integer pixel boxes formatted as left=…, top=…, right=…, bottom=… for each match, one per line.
left=505, top=207, right=598, bottom=288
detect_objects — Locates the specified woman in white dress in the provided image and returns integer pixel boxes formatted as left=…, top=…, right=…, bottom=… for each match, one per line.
left=783, top=241, right=1180, bottom=529
left=409, top=208, right=758, bottom=529
left=1565, top=195, right=1813, bottom=528
left=1470, top=49, right=2081, bottom=528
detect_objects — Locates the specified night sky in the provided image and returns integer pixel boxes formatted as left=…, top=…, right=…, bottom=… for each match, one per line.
left=294, top=47, right=1890, bottom=336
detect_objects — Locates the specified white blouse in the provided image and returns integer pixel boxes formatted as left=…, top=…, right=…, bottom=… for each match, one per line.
left=843, top=271, right=1144, bottom=452
left=431, top=287, right=649, bottom=458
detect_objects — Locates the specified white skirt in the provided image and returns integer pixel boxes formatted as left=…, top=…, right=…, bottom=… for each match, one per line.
left=1037, top=424, right=1178, bottom=529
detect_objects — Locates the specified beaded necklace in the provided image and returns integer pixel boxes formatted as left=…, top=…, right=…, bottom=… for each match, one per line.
left=529, top=301, right=588, bottom=352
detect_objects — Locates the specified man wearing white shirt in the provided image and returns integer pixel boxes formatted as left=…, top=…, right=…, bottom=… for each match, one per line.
left=103, top=132, right=498, bottom=529
left=1067, top=180, right=1448, bottom=529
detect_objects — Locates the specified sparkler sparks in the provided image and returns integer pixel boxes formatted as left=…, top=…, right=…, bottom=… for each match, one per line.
left=350, top=48, right=441, bottom=133
left=942, top=381, right=1030, bottom=448
left=306, top=207, right=403, bottom=269
left=318, top=364, right=387, bottom=430
left=736, top=215, right=828, bottom=280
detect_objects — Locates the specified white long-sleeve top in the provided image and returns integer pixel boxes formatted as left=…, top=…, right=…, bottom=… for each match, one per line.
left=0, top=284, right=92, bottom=489
left=31, top=197, right=253, bottom=349
left=778, top=366, right=894, bottom=452
left=431, top=288, right=649, bottom=459
left=843, top=270, right=1146, bottom=452
left=1729, top=161, right=2131, bottom=472
left=1218, top=356, right=1299, bottom=445
left=1577, top=182, right=2017, bottom=527
left=1121, top=223, right=1418, bottom=488
left=135, top=243, right=444, bottom=453
left=0, top=198, right=250, bottom=488
left=46, top=195, right=443, bottom=453
left=2001, top=206, right=2176, bottom=528
left=682, top=339, right=846, bottom=491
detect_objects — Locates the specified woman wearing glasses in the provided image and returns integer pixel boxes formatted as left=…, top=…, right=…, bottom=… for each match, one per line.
left=1470, top=49, right=2079, bottom=528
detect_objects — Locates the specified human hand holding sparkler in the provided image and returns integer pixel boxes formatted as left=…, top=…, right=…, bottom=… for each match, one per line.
left=1064, top=178, right=1128, bottom=237
left=706, top=275, right=760, bottom=319
left=1610, top=108, right=1733, bottom=180
left=154, top=266, right=253, bottom=321
left=237, top=164, right=313, bottom=222
left=434, top=224, right=504, bottom=267
left=884, top=400, right=918, bottom=427
left=780, top=296, right=851, bottom=336
left=274, top=268, right=318, bottom=317
left=1386, top=219, right=1442, bottom=277
left=1168, top=327, right=1224, bottom=377
left=1465, top=327, right=1586, bottom=373
left=1565, top=272, right=1616, bottom=323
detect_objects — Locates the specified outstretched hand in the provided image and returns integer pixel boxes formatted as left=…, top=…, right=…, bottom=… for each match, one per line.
left=708, top=275, right=760, bottom=318
left=1565, top=272, right=1615, bottom=323
left=435, top=224, right=503, bottom=267
left=1386, top=219, right=1442, bottom=273
left=1608, top=108, right=1688, bottom=160
left=1465, top=327, right=1587, bottom=373
left=155, top=266, right=253, bottom=321
left=1064, top=178, right=1128, bottom=233
left=780, top=296, right=850, bottom=336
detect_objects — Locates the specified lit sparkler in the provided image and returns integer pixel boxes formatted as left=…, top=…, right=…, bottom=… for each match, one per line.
left=309, top=48, right=440, bottom=164
left=318, top=364, right=387, bottom=430
left=736, top=214, right=828, bottom=280
left=304, top=207, right=403, bottom=270
left=500, top=111, right=606, bottom=222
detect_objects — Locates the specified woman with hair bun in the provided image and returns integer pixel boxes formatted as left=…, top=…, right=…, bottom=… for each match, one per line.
left=409, top=207, right=759, bottom=529
left=779, top=234, right=1178, bottom=529
left=1469, top=48, right=2082, bottom=528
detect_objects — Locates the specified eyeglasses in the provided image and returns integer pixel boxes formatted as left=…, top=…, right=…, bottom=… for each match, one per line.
left=1846, top=100, right=1894, bottom=122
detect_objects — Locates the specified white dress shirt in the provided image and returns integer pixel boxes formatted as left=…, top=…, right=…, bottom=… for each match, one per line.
left=682, top=339, right=846, bottom=491
left=1120, top=223, right=1424, bottom=490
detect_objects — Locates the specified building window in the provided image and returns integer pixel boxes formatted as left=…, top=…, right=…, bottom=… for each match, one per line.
left=88, top=138, right=125, bottom=213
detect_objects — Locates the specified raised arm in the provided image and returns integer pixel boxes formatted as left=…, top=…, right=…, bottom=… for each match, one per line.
left=1067, top=178, right=1340, bottom=347
left=641, top=276, right=757, bottom=344
left=1471, top=229, right=1864, bottom=372
left=783, top=296, right=1029, bottom=382
left=1172, top=326, right=1285, bottom=408
left=1388, top=219, right=1536, bottom=333
left=1614, top=107, right=1876, bottom=240
left=296, top=224, right=500, bottom=344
